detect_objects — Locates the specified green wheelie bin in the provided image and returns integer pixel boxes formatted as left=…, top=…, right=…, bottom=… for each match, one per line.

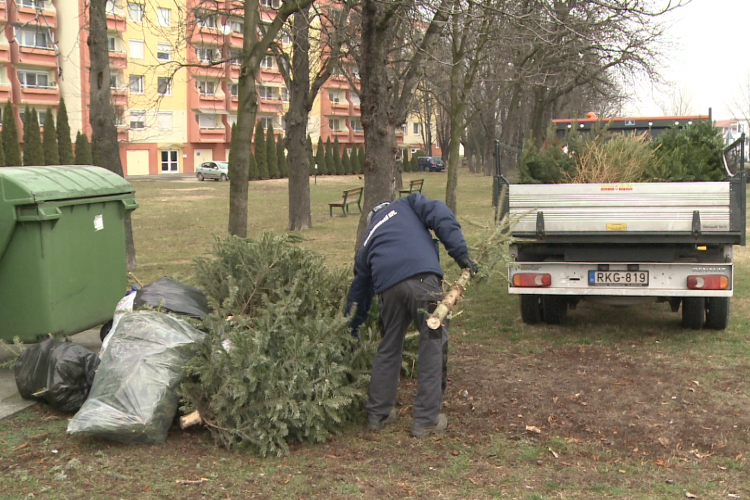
left=0, top=166, right=138, bottom=341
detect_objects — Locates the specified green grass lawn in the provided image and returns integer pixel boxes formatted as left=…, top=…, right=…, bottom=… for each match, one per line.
left=1, top=169, right=749, bottom=500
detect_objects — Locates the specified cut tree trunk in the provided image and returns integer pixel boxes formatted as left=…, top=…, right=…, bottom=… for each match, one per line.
left=427, top=269, right=471, bottom=329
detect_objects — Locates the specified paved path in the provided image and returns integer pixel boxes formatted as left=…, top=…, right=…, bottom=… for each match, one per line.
left=0, top=328, right=101, bottom=421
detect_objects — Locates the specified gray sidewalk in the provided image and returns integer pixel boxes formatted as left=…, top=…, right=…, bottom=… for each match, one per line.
left=0, top=328, right=101, bottom=421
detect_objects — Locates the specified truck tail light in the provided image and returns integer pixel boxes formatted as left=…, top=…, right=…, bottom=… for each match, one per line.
left=687, top=275, right=728, bottom=290
left=512, top=273, right=551, bottom=287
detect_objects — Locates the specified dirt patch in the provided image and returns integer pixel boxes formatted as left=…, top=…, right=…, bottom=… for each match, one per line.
left=444, top=343, right=750, bottom=460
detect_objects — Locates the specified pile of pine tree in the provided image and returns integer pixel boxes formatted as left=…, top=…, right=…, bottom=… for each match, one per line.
left=181, top=233, right=378, bottom=457
left=520, top=121, right=727, bottom=184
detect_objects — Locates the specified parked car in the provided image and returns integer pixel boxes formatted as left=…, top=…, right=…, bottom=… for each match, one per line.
left=197, top=161, right=229, bottom=181
left=416, top=156, right=445, bottom=172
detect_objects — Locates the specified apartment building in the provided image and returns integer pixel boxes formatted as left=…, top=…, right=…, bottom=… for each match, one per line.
left=0, top=0, right=61, bottom=144
left=30, top=0, right=440, bottom=175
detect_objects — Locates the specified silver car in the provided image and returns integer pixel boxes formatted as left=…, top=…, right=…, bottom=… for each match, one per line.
left=196, top=161, right=229, bottom=181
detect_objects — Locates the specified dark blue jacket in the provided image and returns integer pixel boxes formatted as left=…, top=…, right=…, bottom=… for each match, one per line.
left=346, top=193, right=469, bottom=335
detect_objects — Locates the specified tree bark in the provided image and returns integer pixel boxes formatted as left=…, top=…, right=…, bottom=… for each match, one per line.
left=286, top=7, right=313, bottom=231
left=227, top=0, right=315, bottom=237
left=88, top=0, right=136, bottom=270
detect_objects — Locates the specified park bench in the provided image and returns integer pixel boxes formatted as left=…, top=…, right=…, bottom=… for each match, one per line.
left=398, top=178, right=424, bottom=197
left=329, top=187, right=363, bottom=217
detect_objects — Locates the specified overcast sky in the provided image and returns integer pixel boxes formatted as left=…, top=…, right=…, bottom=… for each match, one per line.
left=624, top=0, right=749, bottom=120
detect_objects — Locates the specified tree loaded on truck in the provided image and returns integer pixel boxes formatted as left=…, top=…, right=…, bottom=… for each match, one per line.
left=499, top=114, right=746, bottom=330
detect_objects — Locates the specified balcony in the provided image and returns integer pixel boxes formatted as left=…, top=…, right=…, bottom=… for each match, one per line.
left=110, top=86, right=128, bottom=107
left=108, top=49, right=127, bottom=69
left=13, top=44, right=57, bottom=68
left=18, top=84, right=59, bottom=107
left=0, top=81, right=11, bottom=102
left=106, top=5, right=127, bottom=31
left=16, top=2, right=57, bottom=28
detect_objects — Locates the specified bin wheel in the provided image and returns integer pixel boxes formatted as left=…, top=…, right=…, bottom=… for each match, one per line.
left=197, top=173, right=204, bottom=181
left=543, top=295, right=568, bottom=325
left=100, top=320, right=113, bottom=341
left=220, top=174, right=227, bottom=182
left=705, top=297, right=730, bottom=330
left=681, top=297, right=705, bottom=330
left=520, top=295, right=542, bottom=324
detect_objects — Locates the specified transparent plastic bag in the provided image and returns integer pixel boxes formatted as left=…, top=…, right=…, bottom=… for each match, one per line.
left=67, top=311, right=204, bottom=444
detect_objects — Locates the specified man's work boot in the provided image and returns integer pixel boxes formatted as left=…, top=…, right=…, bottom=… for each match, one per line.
left=367, top=408, right=398, bottom=431
left=411, top=413, right=448, bottom=438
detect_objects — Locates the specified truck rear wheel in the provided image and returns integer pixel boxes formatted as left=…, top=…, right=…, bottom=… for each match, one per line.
left=543, top=295, right=568, bottom=325
left=705, top=297, right=730, bottom=330
left=520, top=295, right=542, bottom=324
left=682, top=297, right=705, bottom=330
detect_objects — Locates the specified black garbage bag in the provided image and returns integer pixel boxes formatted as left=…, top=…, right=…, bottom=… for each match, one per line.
left=67, top=311, right=204, bottom=445
left=133, top=277, right=210, bottom=319
left=15, top=339, right=100, bottom=413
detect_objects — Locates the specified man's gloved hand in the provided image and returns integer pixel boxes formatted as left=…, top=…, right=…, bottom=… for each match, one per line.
left=456, top=256, right=479, bottom=276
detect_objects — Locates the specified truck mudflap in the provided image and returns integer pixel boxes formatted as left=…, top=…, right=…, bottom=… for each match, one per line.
left=508, top=262, right=733, bottom=297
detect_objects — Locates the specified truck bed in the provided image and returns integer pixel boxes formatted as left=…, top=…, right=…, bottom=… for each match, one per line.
left=508, top=181, right=745, bottom=245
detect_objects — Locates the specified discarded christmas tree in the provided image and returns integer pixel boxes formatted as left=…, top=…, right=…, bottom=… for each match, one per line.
left=183, top=233, right=378, bottom=457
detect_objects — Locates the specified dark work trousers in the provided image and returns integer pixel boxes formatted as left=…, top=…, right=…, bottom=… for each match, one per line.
left=366, top=272, right=449, bottom=428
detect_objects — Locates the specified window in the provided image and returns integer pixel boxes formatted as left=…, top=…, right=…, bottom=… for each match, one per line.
left=156, top=43, right=171, bottom=61
left=258, top=86, right=275, bottom=100
left=196, top=46, right=218, bottom=63
left=158, top=112, right=172, bottom=131
left=157, top=77, right=171, bottom=95
left=259, top=117, right=274, bottom=130
left=229, top=50, right=241, bottom=66
left=328, top=118, right=341, bottom=131
left=413, top=122, right=421, bottom=135
left=260, top=0, right=280, bottom=8
left=109, top=73, right=119, bottom=89
left=399, top=124, right=407, bottom=134
left=129, top=39, right=144, bottom=59
left=350, top=93, right=360, bottom=106
left=351, top=118, right=363, bottom=132
left=197, top=13, right=217, bottom=29
left=197, top=113, right=220, bottom=129
left=196, top=80, right=216, bottom=96
left=230, top=18, right=243, bottom=33
left=129, top=75, right=144, bottom=94
left=328, top=90, right=340, bottom=104
left=260, top=56, right=275, bottom=70
left=18, top=70, right=50, bottom=88
left=157, top=7, right=170, bottom=26
left=105, top=0, right=117, bottom=14
left=19, top=0, right=45, bottom=8
left=17, top=28, right=50, bottom=48
left=329, top=8, right=346, bottom=25
left=130, top=110, right=145, bottom=129
left=281, top=33, right=291, bottom=44
left=128, top=2, right=143, bottom=22
left=107, top=36, right=117, bottom=52
left=228, top=114, right=237, bottom=126
left=281, top=87, right=289, bottom=102
left=230, top=83, right=238, bottom=98
left=161, top=150, right=178, bottom=172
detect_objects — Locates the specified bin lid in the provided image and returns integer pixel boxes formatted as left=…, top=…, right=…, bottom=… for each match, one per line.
left=0, top=166, right=134, bottom=204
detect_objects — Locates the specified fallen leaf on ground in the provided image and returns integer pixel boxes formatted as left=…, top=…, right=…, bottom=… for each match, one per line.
left=525, top=425, right=542, bottom=434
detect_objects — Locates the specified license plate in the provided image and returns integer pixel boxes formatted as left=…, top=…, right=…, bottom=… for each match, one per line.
left=588, top=270, right=649, bottom=286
